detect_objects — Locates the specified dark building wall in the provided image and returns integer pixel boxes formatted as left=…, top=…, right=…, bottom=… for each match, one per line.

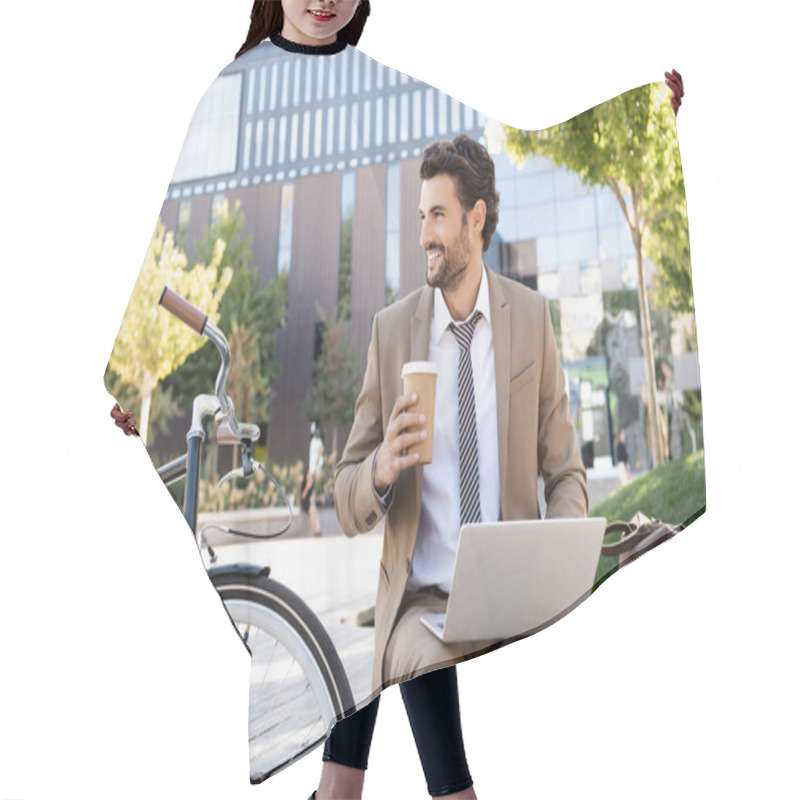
left=351, top=162, right=387, bottom=371
left=400, top=156, right=425, bottom=298
left=160, top=200, right=179, bottom=238
left=268, top=171, right=341, bottom=464
left=184, top=194, right=211, bottom=265
left=226, top=182, right=282, bottom=285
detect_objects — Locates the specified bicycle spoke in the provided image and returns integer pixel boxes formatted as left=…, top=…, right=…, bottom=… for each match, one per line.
left=213, top=576, right=353, bottom=781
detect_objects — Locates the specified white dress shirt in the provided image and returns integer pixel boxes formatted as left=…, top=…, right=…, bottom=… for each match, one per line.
left=407, top=264, right=501, bottom=593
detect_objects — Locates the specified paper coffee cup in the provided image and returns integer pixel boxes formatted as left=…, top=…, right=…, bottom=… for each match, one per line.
left=401, top=361, right=437, bottom=465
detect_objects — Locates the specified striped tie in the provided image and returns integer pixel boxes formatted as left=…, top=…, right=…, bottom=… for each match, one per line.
left=450, top=311, right=482, bottom=525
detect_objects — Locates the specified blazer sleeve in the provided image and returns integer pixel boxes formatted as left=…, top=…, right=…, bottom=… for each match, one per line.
left=536, top=298, right=589, bottom=518
left=334, top=313, right=393, bottom=536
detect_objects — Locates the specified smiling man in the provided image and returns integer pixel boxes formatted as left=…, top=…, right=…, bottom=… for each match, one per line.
left=335, top=133, right=588, bottom=691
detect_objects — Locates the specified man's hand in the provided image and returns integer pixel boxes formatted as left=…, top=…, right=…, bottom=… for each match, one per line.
left=373, top=392, right=427, bottom=494
left=111, top=402, right=139, bottom=437
left=665, top=69, right=684, bottom=115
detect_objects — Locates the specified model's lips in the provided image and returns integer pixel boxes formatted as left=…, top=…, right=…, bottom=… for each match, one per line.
left=308, top=9, right=335, bottom=21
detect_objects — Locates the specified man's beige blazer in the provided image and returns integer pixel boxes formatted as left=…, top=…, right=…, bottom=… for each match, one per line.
left=334, top=267, right=588, bottom=692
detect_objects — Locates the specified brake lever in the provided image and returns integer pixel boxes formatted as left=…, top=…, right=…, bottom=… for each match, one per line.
left=212, top=460, right=294, bottom=539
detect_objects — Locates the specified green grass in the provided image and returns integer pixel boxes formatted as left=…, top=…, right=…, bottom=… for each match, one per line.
left=590, top=450, right=706, bottom=590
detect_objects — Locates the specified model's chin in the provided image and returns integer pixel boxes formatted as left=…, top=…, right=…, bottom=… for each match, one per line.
left=426, top=265, right=444, bottom=288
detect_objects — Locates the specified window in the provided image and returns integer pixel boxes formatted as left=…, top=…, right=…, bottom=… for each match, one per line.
left=254, top=120, right=263, bottom=169
left=438, top=91, right=448, bottom=135
left=258, top=65, right=267, bottom=113
left=362, top=99, right=371, bottom=149
left=400, top=92, right=410, bottom=142
left=171, top=73, right=242, bottom=182
left=328, top=60, right=337, bottom=98
left=388, top=96, right=397, bottom=144
left=339, top=104, right=347, bottom=153
left=556, top=196, right=596, bottom=232
left=385, top=163, right=401, bottom=305
left=302, top=110, right=311, bottom=160
left=243, top=122, right=252, bottom=170
left=464, top=105, right=474, bottom=130
left=326, top=107, right=335, bottom=155
left=247, top=68, right=255, bottom=114
left=451, top=98, right=460, bottom=132
left=305, top=59, right=313, bottom=103
left=340, top=52, right=349, bottom=96
left=281, top=61, right=290, bottom=108
left=412, top=91, right=422, bottom=140
left=266, top=118, right=276, bottom=167
left=317, top=58, right=325, bottom=101
left=352, top=51, right=360, bottom=94
left=278, top=183, right=295, bottom=274
left=269, top=63, right=278, bottom=110
left=363, top=56, right=372, bottom=91
left=375, top=97, right=384, bottom=147
left=290, top=113, right=299, bottom=162
left=314, top=108, right=323, bottom=157
left=278, top=115, right=287, bottom=164
left=293, top=58, right=302, bottom=105
left=350, top=102, right=359, bottom=152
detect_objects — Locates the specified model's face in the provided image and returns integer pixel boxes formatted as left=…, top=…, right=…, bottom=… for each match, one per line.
left=419, top=174, right=479, bottom=293
left=280, top=0, right=361, bottom=46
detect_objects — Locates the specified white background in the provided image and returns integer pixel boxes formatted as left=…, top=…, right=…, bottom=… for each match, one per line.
left=1, top=1, right=797, bottom=798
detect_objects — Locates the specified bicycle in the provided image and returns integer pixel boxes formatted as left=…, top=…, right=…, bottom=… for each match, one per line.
left=156, top=287, right=354, bottom=784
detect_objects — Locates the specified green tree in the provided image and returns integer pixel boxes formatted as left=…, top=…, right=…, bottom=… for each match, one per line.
left=165, top=199, right=288, bottom=429
left=647, top=187, right=693, bottom=314
left=303, top=312, right=362, bottom=459
left=106, top=220, right=231, bottom=444
left=338, top=216, right=353, bottom=321
left=499, top=82, right=683, bottom=466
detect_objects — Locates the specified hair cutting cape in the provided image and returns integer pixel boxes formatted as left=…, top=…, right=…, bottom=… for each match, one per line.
left=105, top=36, right=705, bottom=785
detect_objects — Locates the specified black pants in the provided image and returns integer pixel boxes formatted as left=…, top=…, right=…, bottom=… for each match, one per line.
left=323, top=665, right=473, bottom=797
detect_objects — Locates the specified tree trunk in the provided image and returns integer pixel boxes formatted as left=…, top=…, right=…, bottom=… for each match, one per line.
left=634, top=233, right=665, bottom=468
left=139, top=371, right=155, bottom=447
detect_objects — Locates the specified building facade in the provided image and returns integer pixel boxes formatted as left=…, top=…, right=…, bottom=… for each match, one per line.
left=153, top=39, right=700, bottom=472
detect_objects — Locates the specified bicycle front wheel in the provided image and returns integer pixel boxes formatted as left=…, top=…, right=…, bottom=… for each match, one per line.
left=210, top=567, right=355, bottom=783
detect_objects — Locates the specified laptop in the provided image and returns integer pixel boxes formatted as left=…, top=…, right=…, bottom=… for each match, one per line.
left=420, top=517, right=606, bottom=643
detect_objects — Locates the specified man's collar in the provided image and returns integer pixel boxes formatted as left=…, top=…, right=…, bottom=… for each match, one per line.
left=432, top=263, right=493, bottom=345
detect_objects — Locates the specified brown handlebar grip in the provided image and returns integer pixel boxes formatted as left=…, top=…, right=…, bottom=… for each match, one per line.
left=159, top=286, right=207, bottom=334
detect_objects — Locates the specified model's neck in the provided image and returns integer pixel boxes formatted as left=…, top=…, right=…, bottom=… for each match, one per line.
left=442, top=260, right=483, bottom=322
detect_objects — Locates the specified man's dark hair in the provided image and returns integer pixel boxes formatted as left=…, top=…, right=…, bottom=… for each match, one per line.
left=237, top=1, right=371, bottom=59
left=419, top=134, right=500, bottom=252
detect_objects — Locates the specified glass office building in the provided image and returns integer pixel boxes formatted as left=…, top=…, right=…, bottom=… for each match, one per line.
left=154, top=41, right=700, bottom=472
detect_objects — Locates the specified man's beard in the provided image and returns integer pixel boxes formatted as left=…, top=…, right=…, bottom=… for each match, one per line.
left=426, top=220, right=471, bottom=292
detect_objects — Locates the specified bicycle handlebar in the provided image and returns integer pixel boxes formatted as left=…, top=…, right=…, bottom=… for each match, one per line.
left=157, top=285, right=291, bottom=539
left=158, top=285, right=235, bottom=428
left=159, top=286, right=208, bottom=334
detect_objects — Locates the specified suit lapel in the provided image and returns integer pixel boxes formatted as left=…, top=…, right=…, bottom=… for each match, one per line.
left=487, top=269, right=510, bottom=519
left=408, top=287, right=434, bottom=539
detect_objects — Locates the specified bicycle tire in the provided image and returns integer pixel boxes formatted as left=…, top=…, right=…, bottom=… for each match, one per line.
left=210, top=566, right=355, bottom=783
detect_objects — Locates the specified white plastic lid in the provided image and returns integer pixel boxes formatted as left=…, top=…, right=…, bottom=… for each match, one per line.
left=401, top=360, right=438, bottom=377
